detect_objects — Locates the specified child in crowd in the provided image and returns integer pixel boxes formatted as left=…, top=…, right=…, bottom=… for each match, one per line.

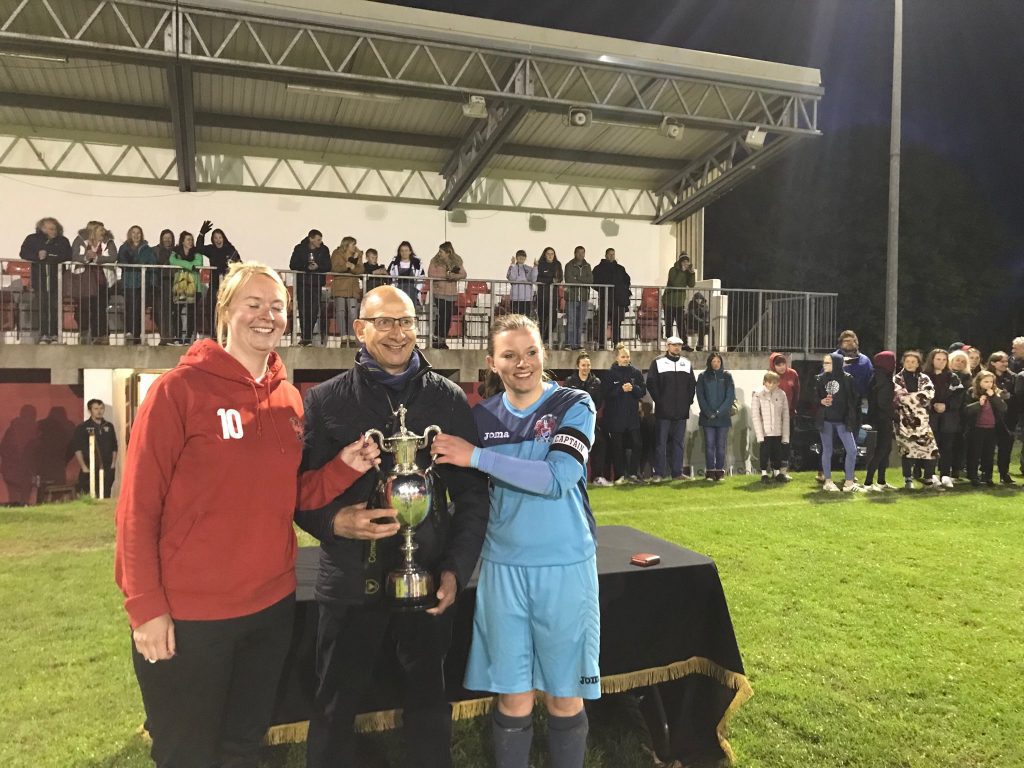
left=894, top=350, right=940, bottom=490
left=751, top=371, right=791, bottom=484
left=965, top=370, right=1006, bottom=486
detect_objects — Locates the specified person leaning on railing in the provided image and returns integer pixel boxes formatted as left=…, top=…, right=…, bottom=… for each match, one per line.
left=506, top=249, right=537, bottom=317
left=117, top=225, right=156, bottom=345
left=427, top=241, right=465, bottom=349
left=330, top=235, right=363, bottom=344
left=663, top=252, right=695, bottom=345
left=169, top=231, right=204, bottom=346
left=19, top=217, right=71, bottom=344
left=363, top=248, right=389, bottom=290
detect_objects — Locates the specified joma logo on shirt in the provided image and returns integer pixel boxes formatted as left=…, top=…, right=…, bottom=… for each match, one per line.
left=483, top=431, right=510, bottom=440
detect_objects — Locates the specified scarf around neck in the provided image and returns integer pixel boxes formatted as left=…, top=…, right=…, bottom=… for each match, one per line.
left=356, top=346, right=421, bottom=390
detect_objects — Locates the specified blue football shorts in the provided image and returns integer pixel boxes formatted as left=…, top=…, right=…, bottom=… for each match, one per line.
left=463, top=556, right=601, bottom=700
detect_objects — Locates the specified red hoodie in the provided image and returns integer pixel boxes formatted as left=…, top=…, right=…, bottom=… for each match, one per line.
left=115, top=340, right=359, bottom=629
left=768, top=352, right=801, bottom=416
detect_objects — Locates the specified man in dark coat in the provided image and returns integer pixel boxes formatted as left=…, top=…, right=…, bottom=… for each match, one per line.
left=289, top=229, right=331, bottom=345
left=19, top=217, right=72, bottom=343
left=295, top=286, right=489, bottom=768
left=592, top=248, right=631, bottom=348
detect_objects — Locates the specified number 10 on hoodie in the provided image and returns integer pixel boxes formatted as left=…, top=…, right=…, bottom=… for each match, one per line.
left=217, top=408, right=244, bottom=439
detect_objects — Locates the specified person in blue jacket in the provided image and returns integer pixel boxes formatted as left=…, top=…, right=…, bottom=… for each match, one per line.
left=696, top=352, right=735, bottom=481
left=431, top=313, right=598, bottom=768
left=601, top=342, right=647, bottom=484
left=836, top=329, right=874, bottom=405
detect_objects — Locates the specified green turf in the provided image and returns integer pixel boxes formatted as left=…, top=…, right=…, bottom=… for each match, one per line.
left=1, top=476, right=1022, bottom=767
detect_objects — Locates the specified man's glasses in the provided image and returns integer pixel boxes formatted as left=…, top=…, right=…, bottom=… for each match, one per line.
left=359, top=316, right=416, bottom=331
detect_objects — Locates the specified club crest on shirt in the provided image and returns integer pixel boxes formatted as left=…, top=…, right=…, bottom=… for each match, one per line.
left=533, top=414, right=558, bottom=443
left=289, top=416, right=305, bottom=442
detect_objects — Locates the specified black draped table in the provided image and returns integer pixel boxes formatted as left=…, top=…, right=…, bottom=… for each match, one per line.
left=268, top=525, right=751, bottom=765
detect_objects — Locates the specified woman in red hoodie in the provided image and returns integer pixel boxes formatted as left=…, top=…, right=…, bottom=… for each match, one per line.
left=115, top=262, right=382, bottom=768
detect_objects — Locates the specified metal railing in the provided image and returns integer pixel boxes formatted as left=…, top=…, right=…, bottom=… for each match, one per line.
left=1, top=258, right=837, bottom=353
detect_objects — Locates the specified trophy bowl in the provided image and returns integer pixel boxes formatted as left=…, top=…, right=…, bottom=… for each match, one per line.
left=385, top=473, right=431, bottom=528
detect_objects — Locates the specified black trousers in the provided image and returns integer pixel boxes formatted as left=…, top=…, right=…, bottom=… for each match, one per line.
left=78, top=467, right=115, bottom=497
left=967, top=428, right=996, bottom=482
left=307, top=601, right=455, bottom=768
left=664, top=305, right=685, bottom=339
left=31, top=263, right=61, bottom=337
left=173, top=303, right=196, bottom=344
left=76, top=289, right=109, bottom=340
left=609, top=428, right=641, bottom=478
left=432, top=297, right=454, bottom=345
left=536, top=284, right=555, bottom=341
left=510, top=300, right=532, bottom=317
left=597, top=299, right=626, bottom=345
left=758, top=436, right=784, bottom=472
left=132, top=594, right=295, bottom=768
left=935, top=431, right=957, bottom=477
left=951, top=431, right=967, bottom=478
left=995, top=427, right=1013, bottom=479
left=297, top=294, right=320, bottom=343
left=864, top=424, right=894, bottom=485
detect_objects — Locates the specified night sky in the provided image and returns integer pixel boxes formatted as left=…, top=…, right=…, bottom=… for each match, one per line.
left=375, top=0, right=1024, bottom=242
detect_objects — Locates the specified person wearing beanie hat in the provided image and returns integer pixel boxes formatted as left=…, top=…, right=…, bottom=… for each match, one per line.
left=864, top=351, right=897, bottom=490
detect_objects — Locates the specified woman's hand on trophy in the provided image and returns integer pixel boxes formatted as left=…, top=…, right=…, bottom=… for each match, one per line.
left=430, top=434, right=475, bottom=468
left=339, top=434, right=381, bottom=474
left=133, top=613, right=176, bottom=663
left=426, top=570, right=458, bottom=616
left=332, top=502, right=400, bottom=540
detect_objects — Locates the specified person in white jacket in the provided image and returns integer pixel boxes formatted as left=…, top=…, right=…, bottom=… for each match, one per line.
left=751, top=371, right=791, bottom=483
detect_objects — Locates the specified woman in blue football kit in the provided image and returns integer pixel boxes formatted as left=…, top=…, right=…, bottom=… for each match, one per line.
left=431, top=314, right=599, bottom=768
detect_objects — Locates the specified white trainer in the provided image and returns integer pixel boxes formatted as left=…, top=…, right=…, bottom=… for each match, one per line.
left=822, top=480, right=840, bottom=492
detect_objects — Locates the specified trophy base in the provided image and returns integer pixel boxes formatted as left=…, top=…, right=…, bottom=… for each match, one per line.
left=386, top=569, right=437, bottom=612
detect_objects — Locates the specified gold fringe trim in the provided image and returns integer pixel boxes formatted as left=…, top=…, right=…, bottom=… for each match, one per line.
left=241, top=656, right=752, bottom=762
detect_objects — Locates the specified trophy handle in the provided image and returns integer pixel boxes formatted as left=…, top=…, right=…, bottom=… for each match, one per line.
left=364, top=428, right=388, bottom=452
left=421, top=425, right=442, bottom=471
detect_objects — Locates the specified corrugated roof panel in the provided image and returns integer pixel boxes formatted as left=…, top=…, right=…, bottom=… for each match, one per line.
left=489, top=156, right=662, bottom=187
left=0, top=108, right=169, bottom=140
left=0, top=59, right=166, bottom=105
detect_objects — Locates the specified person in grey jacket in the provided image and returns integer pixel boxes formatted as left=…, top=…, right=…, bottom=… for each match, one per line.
left=563, top=246, right=593, bottom=350
left=695, top=352, right=735, bottom=481
left=751, top=371, right=791, bottom=483
left=506, top=250, right=537, bottom=317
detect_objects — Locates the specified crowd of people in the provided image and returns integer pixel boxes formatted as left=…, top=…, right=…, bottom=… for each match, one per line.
left=18, top=217, right=712, bottom=350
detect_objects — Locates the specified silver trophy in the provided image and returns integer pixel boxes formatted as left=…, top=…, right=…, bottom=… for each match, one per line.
left=364, top=405, right=442, bottom=611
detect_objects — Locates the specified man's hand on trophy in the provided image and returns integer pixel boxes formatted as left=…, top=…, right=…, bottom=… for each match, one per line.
left=338, top=434, right=381, bottom=474
left=430, top=434, right=475, bottom=468
left=332, top=502, right=400, bottom=540
left=426, top=570, right=458, bottom=616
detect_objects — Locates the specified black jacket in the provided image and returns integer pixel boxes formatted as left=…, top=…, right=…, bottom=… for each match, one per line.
left=20, top=229, right=72, bottom=267
left=591, top=258, right=631, bottom=307
left=295, top=351, right=489, bottom=608
left=289, top=238, right=332, bottom=292
left=564, top=372, right=602, bottom=410
left=964, top=388, right=1009, bottom=433
left=928, top=370, right=966, bottom=435
left=536, top=257, right=562, bottom=285
left=601, top=363, right=646, bottom=432
left=866, top=368, right=896, bottom=433
left=815, top=352, right=858, bottom=430
left=197, top=233, right=241, bottom=276
left=645, top=355, right=697, bottom=421
left=993, top=370, right=1018, bottom=428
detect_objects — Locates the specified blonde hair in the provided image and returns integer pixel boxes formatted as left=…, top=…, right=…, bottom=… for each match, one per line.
left=216, top=262, right=289, bottom=345
left=948, top=349, right=969, bottom=372
left=763, top=370, right=780, bottom=384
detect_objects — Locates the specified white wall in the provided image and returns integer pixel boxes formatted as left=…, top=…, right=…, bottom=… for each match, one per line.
left=1, top=174, right=678, bottom=286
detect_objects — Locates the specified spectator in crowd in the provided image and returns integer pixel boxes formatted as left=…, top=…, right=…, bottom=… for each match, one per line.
left=815, top=352, right=863, bottom=492
left=1010, top=336, right=1024, bottom=374
left=565, top=352, right=608, bottom=486
left=115, top=262, right=377, bottom=768
left=836, top=330, right=874, bottom=407
left=196, top=220, right=241, bottom=335
left=329, top=235, right=363, bottom=345
left=966, top=346, right=983, bottom=376
left=751, top=370, right=791, bottom=484
left=696, top=352, right=735, bottom=482
left=768, top=352, right=801, bottom=417
left=152, top=228, right=177, bottom=345
left=71, top=398, right=117, bottom=498
left=1, top=405, right=39, bottom=506
left=19, top=217, right=71, bottom=343
left=295, top=285, right=488, bottom=768
left=947, top=349, right=973, bottom=479
left=506, top=249, right=537, bottom=317
left=70, top=221, right=117, bottom=344
left=563, top=246, right=592, bottom=351
left=363, top=248, right=388, bottom=290
left=387, top=240, right=425, bottom=309
left=427, top=241, right=465, bottom=349
left=894, top=350, right=940, bottom=490
left=864, top=350, right=897, bottom=491
left=535, top=246, right=562, bottom=345
left=592, top=247, right=631, bottom=348
left=170, top=231, right=203, bottom=345
left=965, top=369, right=1005, bottom=486
left=646, top=335, right=696, bottom=482
left=289, top=229, right=332, bottom=346
left=430, top=314, right=599, bottom=768
left=986, top=351, right=1016, bottom=484
left=602, top=343, right=646, bottom=484
left=663, top=252, right=695, bottom=344
left=117, top=225, right=156, bottom=345
left=686, top=291, right=710, bottom=351
left=924, top=348, right=965, bottom=488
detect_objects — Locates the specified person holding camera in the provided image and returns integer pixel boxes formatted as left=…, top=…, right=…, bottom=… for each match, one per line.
left=427, top=241, right=465, bottom=349
left=330, top=235, right=364, bottom=344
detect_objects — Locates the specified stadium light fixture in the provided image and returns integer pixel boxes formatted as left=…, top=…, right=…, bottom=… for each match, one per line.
left=461, top=95, right=488, bottom=119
